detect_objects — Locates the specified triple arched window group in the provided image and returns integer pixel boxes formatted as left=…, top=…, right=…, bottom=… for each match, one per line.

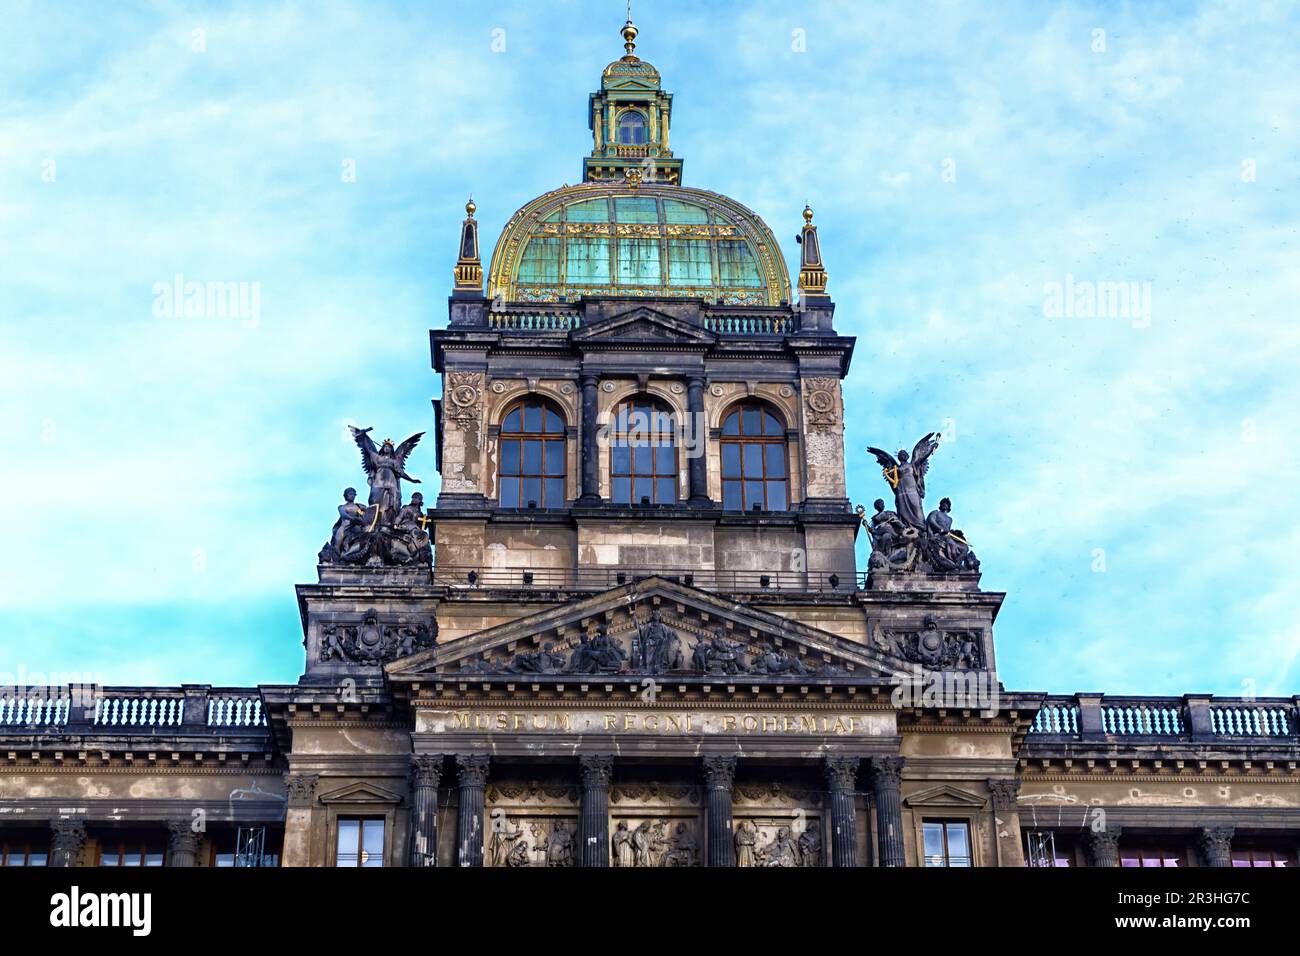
left=497, top=396, right=789, bottom=511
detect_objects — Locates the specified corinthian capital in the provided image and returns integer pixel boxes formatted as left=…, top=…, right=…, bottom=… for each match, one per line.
left=580, top=754, right=615, bottom=788
left=702, top=754, right=738, bottom=790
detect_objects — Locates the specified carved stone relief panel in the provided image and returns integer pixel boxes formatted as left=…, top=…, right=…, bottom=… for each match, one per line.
left=485, top=779, right=580, bottom=868
left=733, top=814, right=824, bottom=868
left=610, top=814, right=703, bottom=868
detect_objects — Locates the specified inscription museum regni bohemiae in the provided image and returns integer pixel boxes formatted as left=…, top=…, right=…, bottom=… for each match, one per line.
left=2, top=17, right=1298, bottom=871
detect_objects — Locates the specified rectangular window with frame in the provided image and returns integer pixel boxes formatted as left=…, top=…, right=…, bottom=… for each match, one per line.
left=0, top=835, right=49, bottom=867
left=99, top=836, right=165, bottom=867
left=922, top=820, right=972, bottom=867
left=1231, top=848, right=1293, bottom=867
left=335, top=817, right=385, bottom=868
left=1120, top=846, right=1183, bottom=867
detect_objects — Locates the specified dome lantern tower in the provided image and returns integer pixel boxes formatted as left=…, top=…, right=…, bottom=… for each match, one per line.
left=584, top=17, right=682, bottom=186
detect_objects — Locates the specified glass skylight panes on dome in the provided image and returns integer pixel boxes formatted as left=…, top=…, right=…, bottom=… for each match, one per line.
left=509, top=192, right=774, bottom=302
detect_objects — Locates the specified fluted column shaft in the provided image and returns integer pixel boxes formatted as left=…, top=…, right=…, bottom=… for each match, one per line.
left=578, top=372, right=600, bottom=503
left=579, top=754, right=614, bottom=867
left=824, top=756, right=860, bottom=867
left=703, top=754, right=737, bottom=867
left=410, top=754, right=444, bottom=867
left=686, top=376, right=709, bottom=503
left=455, top=754, right=490, bottom=867
left=870, top=756, right=906, bottom=867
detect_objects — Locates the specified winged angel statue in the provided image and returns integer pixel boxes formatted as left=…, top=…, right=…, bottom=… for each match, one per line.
left=860, top=433, right=979, bottom=574
left=318, top=426, right=431, bottom=566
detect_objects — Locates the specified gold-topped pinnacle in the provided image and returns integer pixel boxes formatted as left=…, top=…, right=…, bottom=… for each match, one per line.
left=622, top=16, right=638, bottom=57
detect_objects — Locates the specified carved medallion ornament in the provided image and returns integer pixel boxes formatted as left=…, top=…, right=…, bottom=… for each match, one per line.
left=803, top=377, right=840, bottom=429
left=446, top=371, right=484, bottom=424
left=320, top=612, right=436, bottom=666
left=884, top=616, right=983, bottom=670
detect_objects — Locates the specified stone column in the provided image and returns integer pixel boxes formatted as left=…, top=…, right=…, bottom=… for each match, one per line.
left=702, top=754, right=738, bottom=868
left=166, top=819, right=200, bottom=867
left=1087, top=826, right=1122, bottom=868
left=455, top=754, right=490, bottom=867
left=686, top=375, right=710, bottom=503
left=282, top=773, right=318, bottom=867
left=409, top=754, right=444, bottom=867
left=870, top=756, right=906, bottom=867
left=579, top=754, right=614, bottom=867
left=1200, top=826, right=1234, bottom=868
left=50, top=818, right=86, bottom=868
left=578, top=372, right=601, bottom=504
left=824, top=756, right=860, bottom=867
left=987, top=778, right=1025, bottom=867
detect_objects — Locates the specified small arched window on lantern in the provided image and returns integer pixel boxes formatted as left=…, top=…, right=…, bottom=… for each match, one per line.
left=720, top=402, right=789, bottom=511
left=617, top=110, right=648, bottom=145
left=498, top=399, right=567, bottom=508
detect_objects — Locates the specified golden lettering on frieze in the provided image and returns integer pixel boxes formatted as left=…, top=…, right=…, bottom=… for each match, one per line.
left=428, top=708, right=879, bottom=737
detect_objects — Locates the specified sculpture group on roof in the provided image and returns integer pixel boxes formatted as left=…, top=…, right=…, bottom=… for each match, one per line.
left=319, top=425, right=432, bottom=567
left=860, top=433, right=980, bottom=574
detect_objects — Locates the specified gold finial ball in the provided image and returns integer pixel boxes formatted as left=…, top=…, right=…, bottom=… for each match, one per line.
left=466, top=197, right=476, bottom=217
left=622, top=19, right=638, bottom=53
left=803, top=204, right=814, bottom=224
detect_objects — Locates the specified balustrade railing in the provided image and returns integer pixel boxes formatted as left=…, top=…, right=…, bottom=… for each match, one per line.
left=0, top=686, right=267, bottom=734
left=431, top=564, right=859, bottom=595
left=1027, top=694, right=1299, bottom=742
left=702, top=312, right=798, bottom=336
left=487, top=309, right=581, bottom=331
left=481, top=307, right=800, bottom=337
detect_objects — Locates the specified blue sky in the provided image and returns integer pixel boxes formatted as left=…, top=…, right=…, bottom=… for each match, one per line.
left=2, top=0, right=1297, bottom=696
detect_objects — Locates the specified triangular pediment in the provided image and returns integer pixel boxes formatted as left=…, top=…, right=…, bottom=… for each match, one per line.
left=570, top=307, right=716, bottom=346
left=317, top=781, right=403, bottom=806
left=904, top=785, right=988, bottom=809
left=387, top=575, right=909, bottom=682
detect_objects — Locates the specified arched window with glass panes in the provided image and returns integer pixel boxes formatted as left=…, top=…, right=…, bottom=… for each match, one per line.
left=617, top=109, right=648, bottom=145
left=720, top=402, right=789, bottom=511
left=609, top=396, right=678, bottom=505
left=498, top=399, right=567, bottom=508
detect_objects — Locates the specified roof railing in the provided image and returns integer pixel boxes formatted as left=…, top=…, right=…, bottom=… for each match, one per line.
left=1027, top=693, right=1299, bottom=742
left=0, top=685, right=268, bottom=734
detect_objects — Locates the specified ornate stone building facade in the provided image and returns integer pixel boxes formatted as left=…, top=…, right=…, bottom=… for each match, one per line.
left=1, top=20, right=1297, bottom=870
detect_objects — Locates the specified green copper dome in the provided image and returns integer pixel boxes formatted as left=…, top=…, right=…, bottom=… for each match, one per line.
left=487, top=183, right=792, bottom=307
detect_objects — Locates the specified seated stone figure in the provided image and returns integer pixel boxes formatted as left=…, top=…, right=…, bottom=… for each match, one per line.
left=320, top=487, right=370, bottom=562
left=924, top=497, right=980, bottom=572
